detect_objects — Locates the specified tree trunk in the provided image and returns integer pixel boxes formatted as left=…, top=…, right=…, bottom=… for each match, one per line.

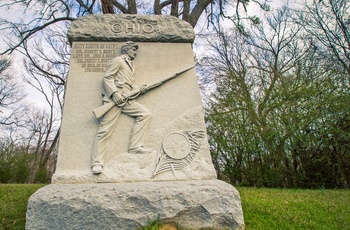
left=101, top=0, right=115, bottom=14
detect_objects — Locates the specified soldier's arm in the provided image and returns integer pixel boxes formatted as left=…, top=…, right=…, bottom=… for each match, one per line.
left=103, top=57, right=123, bottom=98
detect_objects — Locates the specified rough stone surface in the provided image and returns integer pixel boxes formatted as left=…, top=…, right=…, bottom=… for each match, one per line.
left=68, top=14, right=195, bottom=44
left=26, top=180, right=245, bottom=230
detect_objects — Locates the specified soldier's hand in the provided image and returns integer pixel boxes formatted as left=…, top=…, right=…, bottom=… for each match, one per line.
left=112, top=92, right=125, bottom=104
left=140, top=85, right=148, bottom=93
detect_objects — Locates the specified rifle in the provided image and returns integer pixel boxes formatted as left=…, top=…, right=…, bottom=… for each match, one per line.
left=92, top=65, right=195, bottom=119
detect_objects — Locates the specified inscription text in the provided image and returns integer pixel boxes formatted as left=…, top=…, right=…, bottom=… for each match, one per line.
left=72, top=43, right=118, bottom=72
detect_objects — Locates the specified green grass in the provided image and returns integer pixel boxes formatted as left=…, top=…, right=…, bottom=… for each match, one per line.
left=0, top=184, right=349, bottom=230
left=0, top=184, right=44, bottom=230
left=237, top=187, right=350, bottom=230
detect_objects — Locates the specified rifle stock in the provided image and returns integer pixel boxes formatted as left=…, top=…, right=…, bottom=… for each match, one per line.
left=92, top=65, right=195, bottom=119
left=92, top=102, right=115, bottom=119
left=92, top=88, right=140, bottom=119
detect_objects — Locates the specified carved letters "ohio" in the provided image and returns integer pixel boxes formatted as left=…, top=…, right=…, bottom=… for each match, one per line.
left=111, top=22, right=155, bottom=34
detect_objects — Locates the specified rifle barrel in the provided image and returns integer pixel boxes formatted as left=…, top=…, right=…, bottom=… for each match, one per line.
left=148, top=65, right=195, bottom=90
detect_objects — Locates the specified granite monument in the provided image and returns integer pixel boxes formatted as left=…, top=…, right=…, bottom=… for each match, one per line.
left=26, top=14, right=245, bottom=230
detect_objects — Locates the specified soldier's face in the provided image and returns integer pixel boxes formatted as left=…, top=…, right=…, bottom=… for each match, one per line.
left=126, top=47, right=137, bottom=60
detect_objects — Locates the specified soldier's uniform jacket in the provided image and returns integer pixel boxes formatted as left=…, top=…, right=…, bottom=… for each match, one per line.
left=102, top=54, right=136, bottom=106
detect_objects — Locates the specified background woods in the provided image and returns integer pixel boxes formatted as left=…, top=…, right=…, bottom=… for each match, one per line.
left=199, top=2, right=350, bottom=188
left=0, top=0, right=349, bottom=187
left=0, top=59, right=58, bottom=183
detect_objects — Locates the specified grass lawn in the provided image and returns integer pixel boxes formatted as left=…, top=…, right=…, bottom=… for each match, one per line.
left=0, top=184, right=44, bottom=230
left=237, top=187, right=350, bottom=230
left=0, top=184, right=349, bottom=229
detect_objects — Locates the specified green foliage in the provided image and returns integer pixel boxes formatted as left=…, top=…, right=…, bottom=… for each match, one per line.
left=34, top=164, right=50, bottom=184
left=0, top=142, right=55, bottom=184
left=0, top=143, right=33, bottom=183
left=140, top=215, right=163, bottom=230
left=12, top=153, right=32, bottom=183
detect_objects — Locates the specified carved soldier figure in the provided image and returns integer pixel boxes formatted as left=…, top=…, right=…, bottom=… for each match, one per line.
left=92, top=41, right=152, bottom=174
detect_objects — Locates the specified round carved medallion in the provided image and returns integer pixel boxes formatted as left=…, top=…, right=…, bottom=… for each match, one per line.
left=162, top=132, right=191, bottom=159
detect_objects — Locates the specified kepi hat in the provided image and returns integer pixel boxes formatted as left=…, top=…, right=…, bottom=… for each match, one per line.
left=121, top=41, right=138, bottom=51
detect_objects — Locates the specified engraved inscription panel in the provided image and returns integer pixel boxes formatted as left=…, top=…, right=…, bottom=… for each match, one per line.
left=71, top=43, right=119, bottom=73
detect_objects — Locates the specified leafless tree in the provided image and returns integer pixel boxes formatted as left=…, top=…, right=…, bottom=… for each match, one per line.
left=0, top=0, right=269, bottom=55
left=0, top=58, right=58, bottom=183
left=296, top=0, right=350, bottom=76
left=0, top=105, right=59, bottom=183
left=21, top=108, right=59, bottom=182
left=0, top=58, right=26, bottom=126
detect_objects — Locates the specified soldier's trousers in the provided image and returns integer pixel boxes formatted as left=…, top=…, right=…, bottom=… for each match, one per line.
left=92, top=101, right=152, bottom=167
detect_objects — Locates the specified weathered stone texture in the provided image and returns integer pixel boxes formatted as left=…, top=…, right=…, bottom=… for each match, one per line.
left=26, top=180, right=245, bottom=230
left=68, top=14, right=195, bottom=44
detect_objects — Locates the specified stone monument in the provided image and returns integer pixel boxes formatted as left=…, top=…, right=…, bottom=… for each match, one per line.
left=26, top=14, right=245, bottom=230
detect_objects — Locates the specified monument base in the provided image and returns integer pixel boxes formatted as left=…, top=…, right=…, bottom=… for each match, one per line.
left=26, top=180, right=245, bottom=229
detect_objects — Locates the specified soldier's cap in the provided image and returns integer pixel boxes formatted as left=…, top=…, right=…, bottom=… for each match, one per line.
left=121, top=41, right=138, bottom=51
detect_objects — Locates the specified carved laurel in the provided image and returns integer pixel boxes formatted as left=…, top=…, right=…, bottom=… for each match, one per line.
left=152, top=130, right=205, bottom=178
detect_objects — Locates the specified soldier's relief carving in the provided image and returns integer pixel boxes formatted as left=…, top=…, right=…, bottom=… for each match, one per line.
left=91, top=41, right=195, bottom=175
left=91, top=41, right=152, bottom=175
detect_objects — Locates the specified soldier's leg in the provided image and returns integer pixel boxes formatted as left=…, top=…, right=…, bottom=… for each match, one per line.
left=121, top=102, right=152, bottom=151
left=92, top=106, right=122, bottom=173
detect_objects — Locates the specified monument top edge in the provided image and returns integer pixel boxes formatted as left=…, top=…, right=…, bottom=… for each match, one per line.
left=68, top=14, right=195, bottom=44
